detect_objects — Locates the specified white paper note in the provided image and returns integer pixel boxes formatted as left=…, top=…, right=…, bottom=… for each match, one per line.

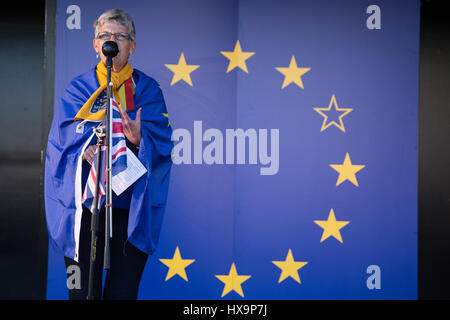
left=112, top=148, right=148, bottom=196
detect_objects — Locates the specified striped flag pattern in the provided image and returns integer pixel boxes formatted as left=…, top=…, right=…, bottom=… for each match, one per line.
left=82, top=98, right=128, bottom=212
left=111, top=99, right=127, bottom=176
left=81, top=145, right=106, bottom=212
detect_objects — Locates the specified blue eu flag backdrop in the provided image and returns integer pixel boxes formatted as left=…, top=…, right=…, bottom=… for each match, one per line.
left=47, top=0, right=419, bottom=299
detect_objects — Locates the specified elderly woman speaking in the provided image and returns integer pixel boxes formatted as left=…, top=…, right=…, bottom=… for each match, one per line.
left=44, top=9, right=173, bottom=300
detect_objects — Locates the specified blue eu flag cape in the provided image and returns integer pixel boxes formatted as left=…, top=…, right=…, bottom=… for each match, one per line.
left=44, top=65, right=173, bottom=261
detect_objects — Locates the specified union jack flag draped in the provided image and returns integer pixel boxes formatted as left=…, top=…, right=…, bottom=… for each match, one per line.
left=81, top=99, right=128, bottom=213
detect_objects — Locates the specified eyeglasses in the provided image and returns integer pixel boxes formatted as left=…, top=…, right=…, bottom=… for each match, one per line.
left=96, top=32, right=131, bottom=41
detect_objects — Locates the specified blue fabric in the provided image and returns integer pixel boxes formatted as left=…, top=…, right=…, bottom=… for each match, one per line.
left=45, top=65, right=173, bottom=258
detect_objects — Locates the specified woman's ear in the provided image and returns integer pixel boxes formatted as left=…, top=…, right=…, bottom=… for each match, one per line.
left=93, top=39, right=100, bottom=55
left=129, top=41, right=136, bottom=55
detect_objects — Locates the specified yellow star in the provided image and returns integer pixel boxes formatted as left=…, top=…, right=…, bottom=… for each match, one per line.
left=215, top=263, right=251, bottom=298
left=313, top=94, right=353, bottom=132
left=162, top=113, right=171, bottom=127
left=275, top=55, right=311, bottom=89
left=220, top=40, right=255, bottom=73
left=165, top=52, right=199, bottom=86
left=159, top=246, right=195, bottom=281
left=330, top=152, right=366, bottom=187
left=272, top=249, right=308, bottom=284
left=314, top=209, right=350, bottom=243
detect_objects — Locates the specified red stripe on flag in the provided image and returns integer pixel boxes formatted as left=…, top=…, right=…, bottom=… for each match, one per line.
left=112, top=147, right=127, bottom=160
left=112, top=122, right=123, bottom=133
left=89, top=166, right=105, bottom=196
left=124, top=78, right=135, bottom=111
left=90, top=167, right=97, bottom=183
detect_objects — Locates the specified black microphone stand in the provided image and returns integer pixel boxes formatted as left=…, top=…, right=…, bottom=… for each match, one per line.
left=87, top=41, right=118, bottom=300
left=86, top=126, right=104, bottom=300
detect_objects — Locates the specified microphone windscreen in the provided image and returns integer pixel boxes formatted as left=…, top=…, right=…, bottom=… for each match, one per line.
left=102, top=41, right=119, bottom=57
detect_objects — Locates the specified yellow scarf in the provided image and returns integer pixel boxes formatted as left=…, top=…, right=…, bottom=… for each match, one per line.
left=74, top=61, right=133, bottom=121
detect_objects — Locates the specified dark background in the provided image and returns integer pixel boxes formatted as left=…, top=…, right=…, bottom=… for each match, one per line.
left=0, top=0, right=448, bottom=299
left=417, top=0, right=450, bottom=300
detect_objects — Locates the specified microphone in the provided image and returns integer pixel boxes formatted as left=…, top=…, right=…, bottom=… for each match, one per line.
left=102, top=41, right=119, bottom=67
left=102, top=41, right=119, bottom=57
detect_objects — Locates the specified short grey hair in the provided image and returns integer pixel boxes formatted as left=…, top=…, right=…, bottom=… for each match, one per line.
left=93, top=9, right=136, bottom=41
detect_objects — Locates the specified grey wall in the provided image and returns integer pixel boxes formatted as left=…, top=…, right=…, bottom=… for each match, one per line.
left=418, top=0, right=450, bottom=300
left=0, top=1, right=48, bottom=299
